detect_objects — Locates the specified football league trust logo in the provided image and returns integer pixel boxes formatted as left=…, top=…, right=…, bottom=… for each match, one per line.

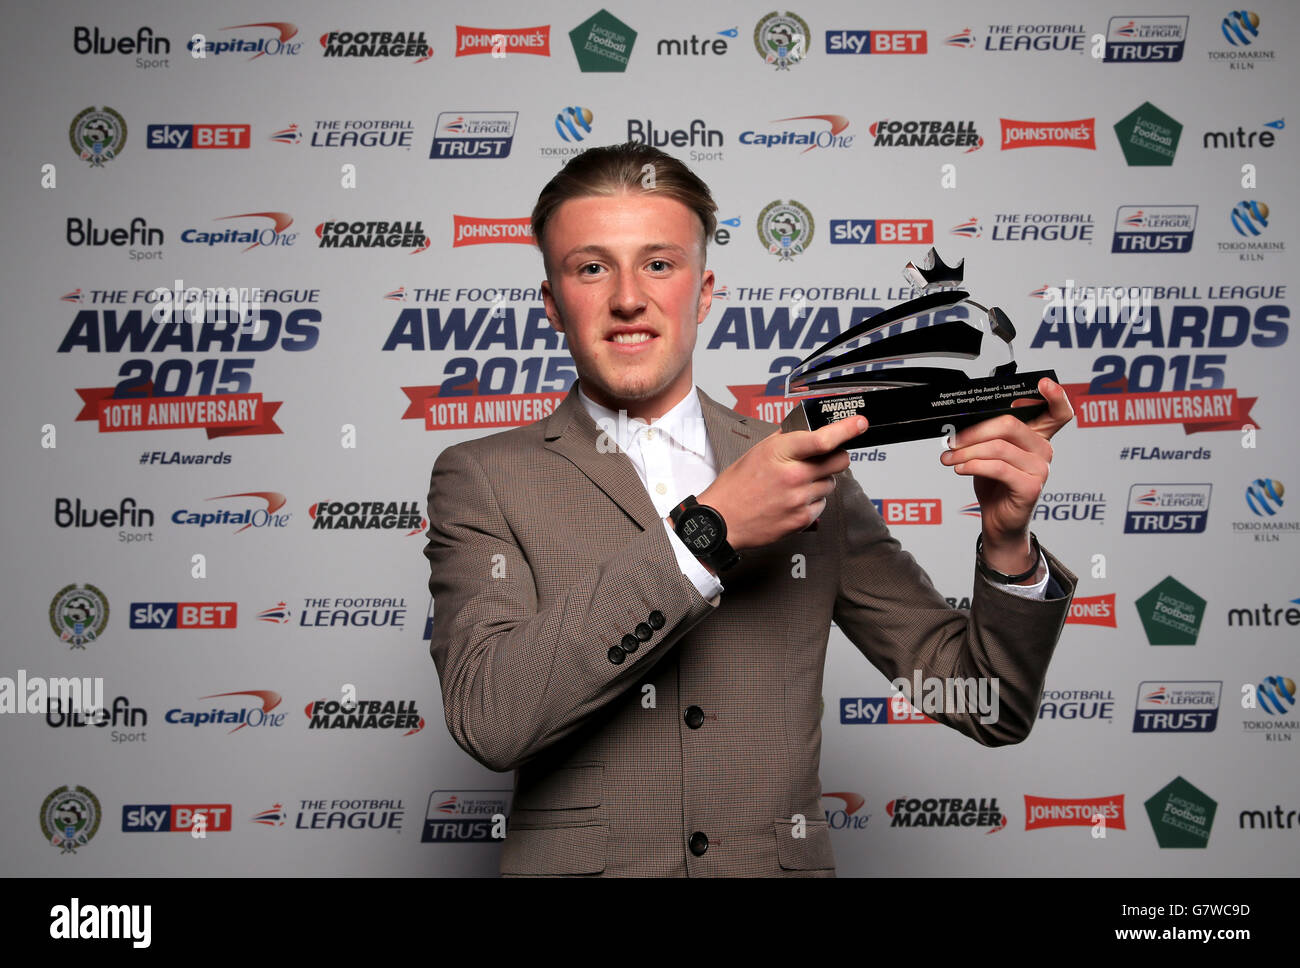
left=70, top=107, right=126, bottom=167
left=49, top=584, right=109, bottom=649
left=757, top=199, right=814, bottom=261
left=41, top=785, right=102, bottom=853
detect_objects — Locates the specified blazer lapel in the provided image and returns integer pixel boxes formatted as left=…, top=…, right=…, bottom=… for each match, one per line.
left=544, top=386, right=662, bottom=532
left=697, top=388, right=759, bottom=471
left=543, top=385, right=762, bottom=531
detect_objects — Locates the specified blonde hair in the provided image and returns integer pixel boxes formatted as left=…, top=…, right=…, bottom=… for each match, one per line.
left=531, top=141, right=717, bottom=269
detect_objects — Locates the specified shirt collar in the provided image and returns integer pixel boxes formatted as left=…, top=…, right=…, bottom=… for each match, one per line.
left=577, top=383, right=709, bottom=458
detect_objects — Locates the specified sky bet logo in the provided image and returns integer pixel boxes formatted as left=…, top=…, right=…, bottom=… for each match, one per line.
left=830, top=219, right=934, bottom=245
left=122, top=803, right=232, bottom=832
left=130, top=602, right=237, bottom=629
left=825, top=29, right=926, bottom=54
left=840, top=696, right=934, bottom=724
left=871, top=498, right=941, bottom=524
left=147, top=124, right=250, bottom=149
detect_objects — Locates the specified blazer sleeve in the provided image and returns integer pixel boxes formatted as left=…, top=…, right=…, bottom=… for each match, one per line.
left=830, top=469, right=1078, bottom=746
left=424, top=441, right=717, bottom=772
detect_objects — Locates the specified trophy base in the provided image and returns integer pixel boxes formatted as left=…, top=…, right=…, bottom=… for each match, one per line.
left=780, top=369, right=1058, bottom=448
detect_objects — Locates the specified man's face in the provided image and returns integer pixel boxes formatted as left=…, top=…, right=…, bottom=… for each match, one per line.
left=540, top=191, right=714, bottom=420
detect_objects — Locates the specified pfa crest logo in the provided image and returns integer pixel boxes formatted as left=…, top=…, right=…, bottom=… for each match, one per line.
left=41, top=785, right=102, bottom=854
left=49, top=583, right=110, bottom=649
left=70, top=106, right=127, bottom=168
left=755, top=11, right=810, bottom=70
left=757, top=199, right=814, bottom=261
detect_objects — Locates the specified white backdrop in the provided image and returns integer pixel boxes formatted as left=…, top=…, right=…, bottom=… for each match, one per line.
left=2, top=0, right=1296, bottom=875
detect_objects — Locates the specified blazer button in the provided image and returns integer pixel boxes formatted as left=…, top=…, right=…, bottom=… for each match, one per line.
left=607, top=646, right=626, bottom=665
left=688, top=831, right=709, bottom=856
left=648, top=610, right=665, bottom=630
left=684, top=706, right=704, bottom=729
left=634, top=622, right=653, bottom=641
left=620, top=633, right=639, bottom=653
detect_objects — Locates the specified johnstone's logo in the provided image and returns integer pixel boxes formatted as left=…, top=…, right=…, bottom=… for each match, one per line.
left=830, top=218, right=933, bottom=245
left=165, top=690, right=285, bottom=732
left=1000, top=118, right=1095, bottom=150
left=825, top=29, right=926, bottom=54
left=1123, top=483, right=1211, bottom=533
left=422, top=790, right=510, bottom=842
left=41, top=785, right=102, bottom=854
left=887, top=797, right=1007, bottom=832
left=147, top=123, right=250, bottom=149
left=123, top=803, right=232, bottom=832
left=180, top=212, right=297, bottom=252
left=455, top=25, right=550, bottom=57
left=1112, top=205, right=1197, bottom=254
left=757, top=199, right=814, bottom=261
left=187, top=22, right=302, bottom=59
left=1066, top=594, right=1117, bottom=627
left=451, top=216, right=532, bottom=247
left=1037, top=688, right=1115, bottom=721
left=308, top=500, right=426, bottom=533
left=1024, top=795, right=1125, bottom=831
left=1133, top=681, right=1222, bottom=733
left=869, top=119, right=982, bottom=151
left=49, top=583, right=110, bottom=650
left=430, top=111, right=517, bottom=159
left=319, top=29, right=432, bottom=61
left=1104, top=17, right=1188, bottom=62
left=739, top=114, right=852, bottom=152
left=70, top=106, right=126, bottom=168
left=171, top=491, right=291, bottom=534
left=304, top=698, right=424, bottom=733
left=754, top=10, right=810, bottom=71
left=315, top=220, right=429, bottom=252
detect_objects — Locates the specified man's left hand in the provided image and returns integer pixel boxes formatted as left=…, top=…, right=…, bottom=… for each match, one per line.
left=939, top=377, right=1074, bottom=575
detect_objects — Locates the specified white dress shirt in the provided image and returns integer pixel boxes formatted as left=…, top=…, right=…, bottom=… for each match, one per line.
left=578, top=385, right=1049, bottom=604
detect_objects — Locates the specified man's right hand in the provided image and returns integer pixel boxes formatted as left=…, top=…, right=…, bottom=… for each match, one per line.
left=697, top=415, right=866, bottom=552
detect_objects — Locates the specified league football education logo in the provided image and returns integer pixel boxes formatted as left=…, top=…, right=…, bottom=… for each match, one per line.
left=757, top=199, right=814, bottom=261
left=49, top=583, right=110, bottom=649
left=754, top=11, right=810, bottom=70
left=41, top=785, right=103, bottom=854
left=70, top=106, right=126, bottom=167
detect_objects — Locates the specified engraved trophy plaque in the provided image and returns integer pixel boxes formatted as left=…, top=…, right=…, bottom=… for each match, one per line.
left=780, top=248, right=1057, bottom=447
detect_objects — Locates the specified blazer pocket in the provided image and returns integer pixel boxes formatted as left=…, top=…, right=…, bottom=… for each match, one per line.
left=508, top=762, right=603, bottom=831
left=500, top=823, right=609, bottom=875
left=772, top=818, right=836, bottom=871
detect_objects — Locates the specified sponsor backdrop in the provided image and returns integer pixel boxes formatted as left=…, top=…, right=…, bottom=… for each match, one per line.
left=1, top=0, right=1296, bottom=876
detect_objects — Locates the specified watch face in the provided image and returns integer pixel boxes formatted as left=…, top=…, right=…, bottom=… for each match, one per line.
left=680, top=508, right=722, bottom=553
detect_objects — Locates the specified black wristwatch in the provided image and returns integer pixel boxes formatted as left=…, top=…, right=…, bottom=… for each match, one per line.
left=669, top=495, right=740, bottom=573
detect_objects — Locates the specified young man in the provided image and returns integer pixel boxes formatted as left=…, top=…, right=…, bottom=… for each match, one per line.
left=424, top=142, right=1077, bottom=877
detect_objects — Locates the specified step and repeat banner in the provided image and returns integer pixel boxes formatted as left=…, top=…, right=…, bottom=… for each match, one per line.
left=1, top=0, right=1296, bottom=876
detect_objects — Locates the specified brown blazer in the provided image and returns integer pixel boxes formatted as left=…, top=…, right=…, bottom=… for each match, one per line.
left=424, top=385, right=1077, bottom=876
